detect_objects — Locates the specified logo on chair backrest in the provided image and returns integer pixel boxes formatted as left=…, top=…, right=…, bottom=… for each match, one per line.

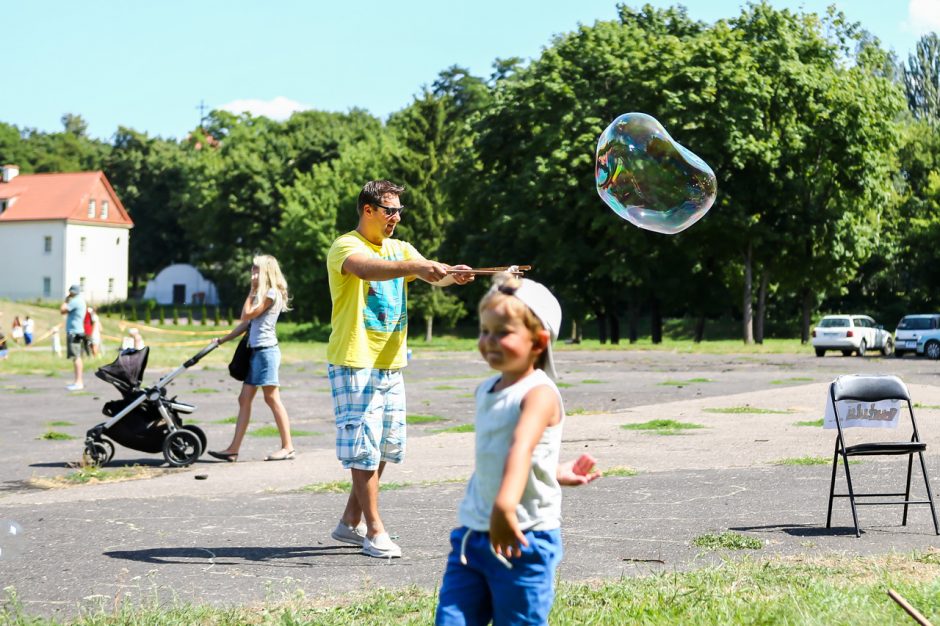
left=824, top=398, right=901, bottom=429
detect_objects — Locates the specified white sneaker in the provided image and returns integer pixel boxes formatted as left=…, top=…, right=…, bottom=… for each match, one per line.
left=65, top=383, right=84, bottom=392
left=362, top=532, right=401, bottom=558
left=331, top=521, right=367, bottom=546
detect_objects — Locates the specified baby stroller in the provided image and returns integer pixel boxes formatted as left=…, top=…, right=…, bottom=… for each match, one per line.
left=83, top=342, right=218, bottom=467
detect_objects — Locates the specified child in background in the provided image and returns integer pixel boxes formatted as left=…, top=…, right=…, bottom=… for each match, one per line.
left=435, top=274, right=601, bottom=626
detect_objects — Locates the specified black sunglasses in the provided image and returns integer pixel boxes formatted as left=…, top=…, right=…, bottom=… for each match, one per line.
left=372, top=202, right=405, bottom=217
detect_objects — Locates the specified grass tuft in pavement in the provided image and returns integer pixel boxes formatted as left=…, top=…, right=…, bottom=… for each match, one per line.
left=621, top=419, right=704, bottom=435
left=794, top=418, right=824, bottom=427
left=434, top=423, right=475, bottom=434
left=37, top=431, right=75, bottom=441
left=408, top=414, right=446, bottom=424
left=659, top=378, right=713, bottom=386
left=602, top=466, right=638, bottom=477
left=773, top=456, right=832, bottom=466
left=692, top=531, right=763, bottom=550
left=248, top=425, right=319, bottom=438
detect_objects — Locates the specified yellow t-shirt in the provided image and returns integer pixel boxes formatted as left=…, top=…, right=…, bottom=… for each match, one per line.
left=326, top=230, right=423, bottom=369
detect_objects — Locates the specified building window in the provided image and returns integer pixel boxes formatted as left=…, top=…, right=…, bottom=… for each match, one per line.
left=43, top=236, right=52, bottom=253
left=0, top=199, right=6, bottom=214
left=116, top=236, right=121, bottom=246
left=80, top=277, right=86, bottom=292
left=80, top=237, right=87, bottom=253
left=87, top=199, right=96, bottom=218
left=101, top=200, right=109, bottom=219
left=43, top=277, right=51, bottom=297
left=108, top=278, right=115, bottom=295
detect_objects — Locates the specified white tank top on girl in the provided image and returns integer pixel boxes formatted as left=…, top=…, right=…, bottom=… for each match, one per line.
left=248, top=289, right=281, bottom=348
left=457, top=368, right=565, bottom=532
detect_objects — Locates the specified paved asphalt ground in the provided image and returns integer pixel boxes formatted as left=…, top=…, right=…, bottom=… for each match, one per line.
left=2, top=349, right=940, bottom=619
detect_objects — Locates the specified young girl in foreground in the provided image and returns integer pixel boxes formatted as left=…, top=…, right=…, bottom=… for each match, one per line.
left=435, top=274, right=600, bottom=626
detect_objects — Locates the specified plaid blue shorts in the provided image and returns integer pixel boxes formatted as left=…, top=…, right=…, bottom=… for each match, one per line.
left=329, top=365, right=406, bottom=470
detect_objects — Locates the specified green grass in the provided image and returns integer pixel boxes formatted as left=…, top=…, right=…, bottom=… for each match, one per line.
left=432, top=384, right=461, bottom=390
left=300, top=480, right=414, bottom=493
left=247, top=425, right=320, bottom=438
left=692, top=531, right=763, bottom=551
left=773, top=456, right=831, bottom=466
left=703, top=406, right=790, bottom=414
left=7, top=387, right=40, bottom=394
left=30, top=466, right=167, bottom=487
left=770, top=377, right=815, bottom=384
left=213, top=416, right=238, bottom=424
left=408, top=414, right=446, bottom=424
left=794, top=418, right=825, bottom=427
left=568, top=408, right=602, bottom=416
left=5, top=551, right=940, bottom=624
left=191, top=387, right=219, bottom=394
left=556, top=382, right=573, bottom=388
left=621, top=419, right=705, bottom=435
left=45, top=420, right=74, bottom=427
left=580, top=379, right=603, bottom=384
left=914, top=403, right=940, bottom=409
left=659, top=378, right=713, bottom=386
left=434, top=423, right=475, bottom=434
left=37, top=430, right=75, bottom=440
left=602, top=466, right=639, bottom=477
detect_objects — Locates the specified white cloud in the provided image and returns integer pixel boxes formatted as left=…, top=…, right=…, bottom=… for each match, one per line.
left=218, top=96, right=311, bottom=120
left=906, top=0, right=940, bottom=36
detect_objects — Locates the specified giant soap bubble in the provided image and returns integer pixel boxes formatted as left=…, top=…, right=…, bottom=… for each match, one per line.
left=596, top=113, right=716, bottom=235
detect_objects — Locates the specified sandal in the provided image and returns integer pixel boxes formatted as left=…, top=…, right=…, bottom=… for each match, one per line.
left=264, top=449, right=295, bottom=461
left=208, top=450, right=238, bottom=462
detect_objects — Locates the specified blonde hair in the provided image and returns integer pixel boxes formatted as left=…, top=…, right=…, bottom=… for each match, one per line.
left=253, top=254, right=292, bottom=311
left=478, top=272, right=549, bottom=371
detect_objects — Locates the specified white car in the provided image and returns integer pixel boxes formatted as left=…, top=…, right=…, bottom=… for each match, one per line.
left=894, top=314, right=940, bottom=357
left=811, top=315, right=894, bottom=357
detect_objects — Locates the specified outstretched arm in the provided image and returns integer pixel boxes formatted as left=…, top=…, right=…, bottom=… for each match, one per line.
left=343, top=253, right=451, bottom=283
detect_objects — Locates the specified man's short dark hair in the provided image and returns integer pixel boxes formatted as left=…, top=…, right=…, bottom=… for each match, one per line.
left=358, top=180, right=405, bottom=215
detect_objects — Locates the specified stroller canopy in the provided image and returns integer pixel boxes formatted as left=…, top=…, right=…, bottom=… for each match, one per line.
left=97, top=347, right=149, bottom=388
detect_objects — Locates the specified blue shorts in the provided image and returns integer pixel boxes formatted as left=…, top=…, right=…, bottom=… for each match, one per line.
left=436, top=527, right=563, bottom=626
left=245, top=345, right=280, bottom=387
left=329, top=365, right=406, bottom=470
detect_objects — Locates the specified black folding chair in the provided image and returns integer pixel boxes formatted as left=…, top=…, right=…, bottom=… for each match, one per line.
left=826, top=374, right=939, bottom=537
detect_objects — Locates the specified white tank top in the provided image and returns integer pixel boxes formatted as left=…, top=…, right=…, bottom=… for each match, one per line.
left=457, top=369, right=565, bottom=532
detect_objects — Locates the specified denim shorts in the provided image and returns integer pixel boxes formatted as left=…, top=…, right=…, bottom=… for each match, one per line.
left=245, top=345, right=280, bottom=387
left=436, top=527, right=563, bottom=625
left=329, top=364, right=406, bottom=470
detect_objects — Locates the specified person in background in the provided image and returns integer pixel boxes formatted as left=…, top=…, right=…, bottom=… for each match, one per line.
left=60, top=284, right=86, bottom=391
left=23, top=316, right=34, bottom=346
left=88, top=308, right=102, bottom=357
left=10, top=316, right=23, bottom=345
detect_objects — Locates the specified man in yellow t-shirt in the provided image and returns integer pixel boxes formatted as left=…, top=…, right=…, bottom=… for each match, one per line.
left=326, top=179, right=472, bottom=559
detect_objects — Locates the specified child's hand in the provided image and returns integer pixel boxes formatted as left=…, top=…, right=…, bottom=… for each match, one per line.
left=490, top=504, right=528, bottom=559
left=557, top=453, right=602, bottom=486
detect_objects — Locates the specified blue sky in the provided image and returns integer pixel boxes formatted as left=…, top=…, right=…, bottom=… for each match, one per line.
left=2, top=1, right=936, bottom=140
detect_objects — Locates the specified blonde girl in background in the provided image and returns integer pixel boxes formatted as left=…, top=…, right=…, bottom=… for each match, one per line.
left=210, top=255, right=295, bottom=462
left=435, top=273, right=600, bottom=626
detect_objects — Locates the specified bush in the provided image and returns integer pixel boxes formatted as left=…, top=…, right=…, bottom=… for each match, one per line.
left=158, top=306, right=165, bottom=325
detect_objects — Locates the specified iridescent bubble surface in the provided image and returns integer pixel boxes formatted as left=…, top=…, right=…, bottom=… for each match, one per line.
left=596, top=112, right=716, bottom=235
left=0, top=519, right=23, bottom=560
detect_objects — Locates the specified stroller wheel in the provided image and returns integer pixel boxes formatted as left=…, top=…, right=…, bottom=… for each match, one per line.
left=83, top=441, right=112, bottom=467
left=163, top=430, right=203, bottom=467
left=182, top=425, right=207, bottom=457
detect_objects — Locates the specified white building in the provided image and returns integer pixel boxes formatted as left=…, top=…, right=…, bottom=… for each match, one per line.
left=143, top=263, right=219, bottom=305
left=0, top=165, right=134, bottom=304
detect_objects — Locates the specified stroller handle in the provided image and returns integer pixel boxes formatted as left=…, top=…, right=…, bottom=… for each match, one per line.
left=184, top=342, right=219, bottom=368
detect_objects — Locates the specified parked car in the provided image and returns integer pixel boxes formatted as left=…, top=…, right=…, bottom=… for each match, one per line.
left=811, top=315, right=894, bottom=357
left=912, top=328, right=940, bottom=359
left=893, top=314, right=940, bottom=358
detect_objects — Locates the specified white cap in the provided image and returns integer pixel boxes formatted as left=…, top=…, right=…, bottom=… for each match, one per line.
left=509, top=278, right=562, bottom=380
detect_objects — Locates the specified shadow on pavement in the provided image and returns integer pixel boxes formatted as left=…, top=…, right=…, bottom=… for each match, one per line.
left=729, top=523, right=861, bottom=537
left=104, top=545, right=361, bottom=565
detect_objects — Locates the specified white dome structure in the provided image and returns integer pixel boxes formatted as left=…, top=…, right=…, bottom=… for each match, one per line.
left=143, top=263, right=219, bottom=305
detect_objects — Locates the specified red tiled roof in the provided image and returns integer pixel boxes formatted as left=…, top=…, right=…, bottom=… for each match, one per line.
left=0, top=171, right=134, bottom=227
